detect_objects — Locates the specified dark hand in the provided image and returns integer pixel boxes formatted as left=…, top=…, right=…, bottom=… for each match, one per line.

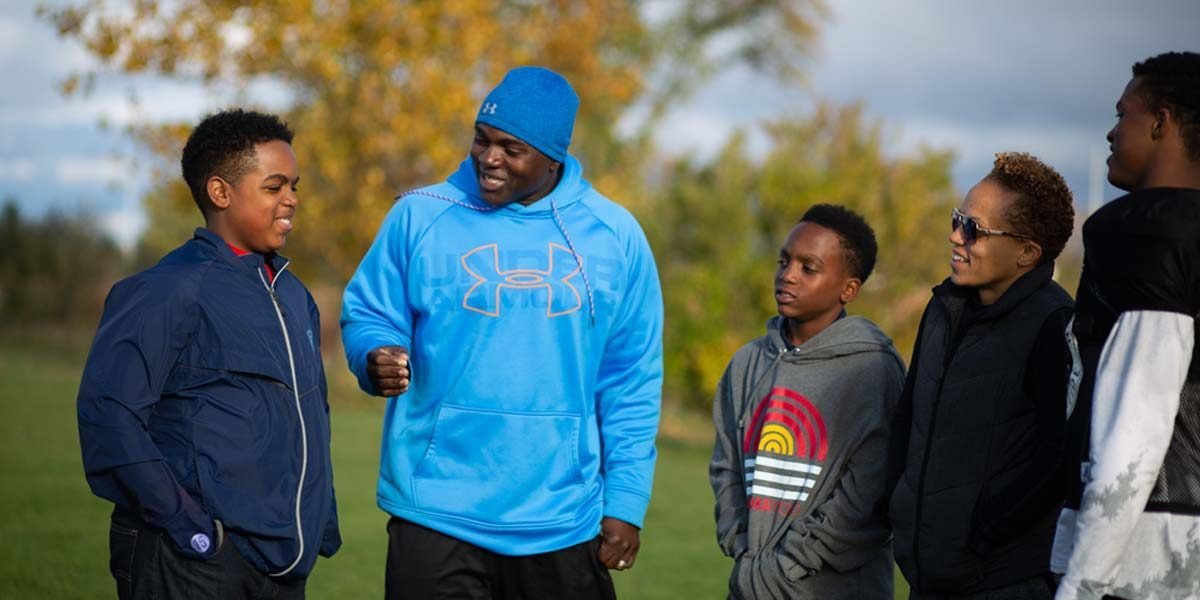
left=597, top=517, right=640, bottom=571
left=366, top=346, right=410, bottom=397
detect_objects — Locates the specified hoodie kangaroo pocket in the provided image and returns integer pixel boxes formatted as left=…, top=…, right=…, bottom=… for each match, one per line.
left=412, top=404, right=585, bottom=526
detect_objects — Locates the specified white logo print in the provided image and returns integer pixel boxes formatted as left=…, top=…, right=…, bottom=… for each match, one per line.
left=190, top=533, right=211, bottom=553
left=460, top=243, right=583, bottom=317
left=481, top=102, right=498, bottom=115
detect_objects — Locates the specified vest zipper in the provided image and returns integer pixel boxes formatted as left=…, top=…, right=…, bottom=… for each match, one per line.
left=258, top=264, right=308, bottom=577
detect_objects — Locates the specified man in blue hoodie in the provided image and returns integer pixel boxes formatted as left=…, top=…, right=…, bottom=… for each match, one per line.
left=341, top=66, right=664, bottom=599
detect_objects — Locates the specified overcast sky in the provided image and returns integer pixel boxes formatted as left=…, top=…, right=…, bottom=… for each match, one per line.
left=2, top=0, right=1197, bottom=247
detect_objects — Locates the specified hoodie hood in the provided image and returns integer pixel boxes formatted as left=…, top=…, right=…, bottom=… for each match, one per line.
left=446, top=153, right=592, bottom=216
left=762, top=314, right=899, bottom=364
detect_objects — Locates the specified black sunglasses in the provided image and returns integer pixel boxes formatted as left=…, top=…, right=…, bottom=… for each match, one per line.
left=951, top=208, right=1032, bottom=245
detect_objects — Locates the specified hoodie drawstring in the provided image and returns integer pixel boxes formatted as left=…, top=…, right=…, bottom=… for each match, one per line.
left=398, top=190, right=596, bottom=326
left=550, top=197, right=595, bottom=326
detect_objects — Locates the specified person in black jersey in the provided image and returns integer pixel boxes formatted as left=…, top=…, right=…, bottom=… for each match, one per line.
left=1052, top=51, right=1200, bottom=600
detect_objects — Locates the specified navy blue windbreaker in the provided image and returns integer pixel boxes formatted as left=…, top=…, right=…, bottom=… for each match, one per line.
left=78, top=228, right=340, bottom=579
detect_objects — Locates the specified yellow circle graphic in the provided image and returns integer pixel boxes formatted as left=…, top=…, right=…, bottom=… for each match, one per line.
left=757, top=423, right=795, bottom=455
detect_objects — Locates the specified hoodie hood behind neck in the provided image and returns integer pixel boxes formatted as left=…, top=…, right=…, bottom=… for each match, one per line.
left=446, top=154, right=591, bottom=216
left=763, top=314, right=896, bottom=363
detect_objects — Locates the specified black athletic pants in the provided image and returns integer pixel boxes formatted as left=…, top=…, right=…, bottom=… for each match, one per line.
left=385, top=517, right=617, bottom=600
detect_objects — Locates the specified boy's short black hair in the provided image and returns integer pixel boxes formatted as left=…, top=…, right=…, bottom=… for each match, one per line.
left=1132, top=52, right=1200, bottom=162
left=181, top=109, right=294, bottom=212
left=799, top=204, right=878, bottom=283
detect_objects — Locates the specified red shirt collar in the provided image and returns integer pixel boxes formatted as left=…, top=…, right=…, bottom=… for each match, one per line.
left=226, top=242, right=252, bottom=257
left=225, top=242, right=276, bottom=280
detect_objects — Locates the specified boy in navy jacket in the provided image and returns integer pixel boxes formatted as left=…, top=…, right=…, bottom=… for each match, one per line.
left=78, top=109, right=339, bottom=599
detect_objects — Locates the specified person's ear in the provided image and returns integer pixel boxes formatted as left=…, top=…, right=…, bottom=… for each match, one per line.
left=207, top=176, right=232, bottom=209
left=839, top=277, right=862, bottom=304
left=1152, top=107, right=1171, bottom=141
left=1017, top=240, right=1044, bottom=268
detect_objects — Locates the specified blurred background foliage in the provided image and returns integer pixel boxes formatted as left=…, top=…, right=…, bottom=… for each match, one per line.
left=17, top=0, right=992, bottom=416
left=648, top=104, right=959, bottom=406
left=0, top=200, right=127, bottom=325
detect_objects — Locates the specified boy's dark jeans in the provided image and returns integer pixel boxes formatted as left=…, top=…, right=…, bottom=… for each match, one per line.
left=109, top=507, right=305, bottom=600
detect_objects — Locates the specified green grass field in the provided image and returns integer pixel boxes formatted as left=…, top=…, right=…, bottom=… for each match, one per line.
left=0, top=332, right=908, bottom=598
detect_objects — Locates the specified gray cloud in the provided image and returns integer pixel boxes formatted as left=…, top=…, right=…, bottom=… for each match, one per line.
left=4, top=0, right=1200, bottom=245
left=656, top=0, right=1200, bottom=205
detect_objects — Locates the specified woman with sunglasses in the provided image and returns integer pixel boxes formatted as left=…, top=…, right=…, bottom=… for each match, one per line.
left=887, top=152, right=1077, bottom=600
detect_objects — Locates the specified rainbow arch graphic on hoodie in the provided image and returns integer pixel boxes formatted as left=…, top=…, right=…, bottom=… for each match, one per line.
left=742, top=387, right=827, bottom=505
left=743, top=387, right=828, bottom=461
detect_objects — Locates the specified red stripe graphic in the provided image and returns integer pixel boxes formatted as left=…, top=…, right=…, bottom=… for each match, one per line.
left=742, top=387, right=828, bottom=461
left=775, top=388, right=828, bottom=461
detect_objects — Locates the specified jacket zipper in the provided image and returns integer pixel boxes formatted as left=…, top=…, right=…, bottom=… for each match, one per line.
left=258, top=264, right=308, bottom=577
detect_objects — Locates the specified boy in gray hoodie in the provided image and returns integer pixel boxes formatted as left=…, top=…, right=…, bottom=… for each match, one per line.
left=711, top=204, right=905, bottom=599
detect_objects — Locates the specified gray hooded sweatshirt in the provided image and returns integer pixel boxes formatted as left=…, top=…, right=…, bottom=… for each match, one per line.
left=711, top=315, right=905, bottom=600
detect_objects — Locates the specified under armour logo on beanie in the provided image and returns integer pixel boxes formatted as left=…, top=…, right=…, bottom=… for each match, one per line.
left=476, top=66, right=579, bottom=163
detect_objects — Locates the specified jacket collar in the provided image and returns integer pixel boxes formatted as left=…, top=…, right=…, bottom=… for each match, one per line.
left=1115, top=186, right=1200, bottom=204
left=931, top=260, right=1056, bottom=323
left=192, top=228, right=289, bottom=277
left=1086, top=186, right=1200, bottom=237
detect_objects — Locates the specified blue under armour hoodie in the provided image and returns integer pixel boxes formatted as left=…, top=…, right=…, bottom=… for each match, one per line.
left=340, top=154, right=664, bottom=555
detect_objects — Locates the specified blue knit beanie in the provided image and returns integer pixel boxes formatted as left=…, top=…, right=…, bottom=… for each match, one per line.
left=475, top=66, right=579, bottom=163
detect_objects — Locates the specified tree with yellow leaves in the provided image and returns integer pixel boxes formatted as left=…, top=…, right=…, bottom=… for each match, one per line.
left=40, top=0, right=827, bottom=281
left=41, top=0, right=965, bottom=415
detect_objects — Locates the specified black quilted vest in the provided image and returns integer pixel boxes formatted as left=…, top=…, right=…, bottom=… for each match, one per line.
left=891, top=262, right=1073, bottom=593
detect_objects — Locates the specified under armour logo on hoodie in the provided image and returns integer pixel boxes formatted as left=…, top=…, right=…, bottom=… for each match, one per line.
left=461, top=243, right=582, bottom=317
left=481, top=103, right=498, bottom=115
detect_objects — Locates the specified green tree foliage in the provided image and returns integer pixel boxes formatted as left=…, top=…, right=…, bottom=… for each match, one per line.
left=0, top=200, right=127, bottom=325
left=647, top=104, right=958, bottom=410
